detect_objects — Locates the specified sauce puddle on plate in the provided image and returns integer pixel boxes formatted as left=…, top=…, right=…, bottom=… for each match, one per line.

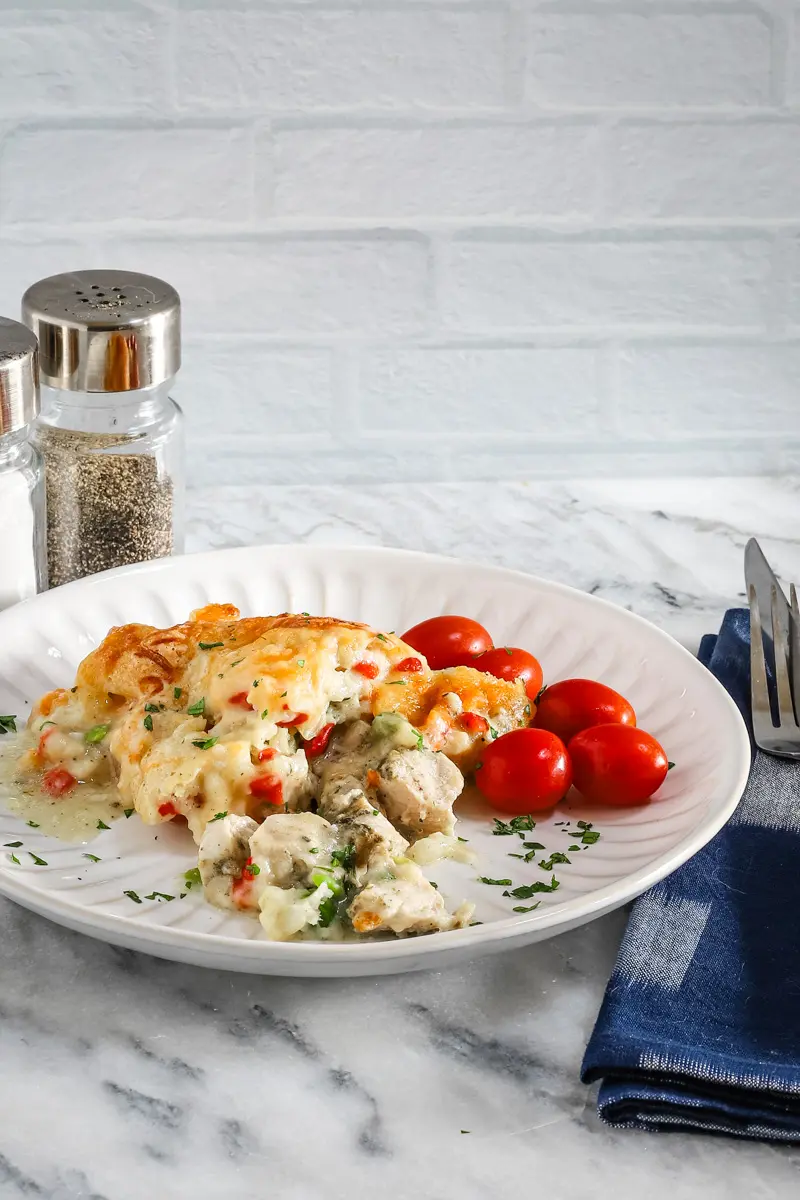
left=0, top=732, right=123, bottom=843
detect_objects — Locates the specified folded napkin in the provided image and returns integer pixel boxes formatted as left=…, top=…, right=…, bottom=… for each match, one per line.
left=581, top=608, right=800, bottom=1141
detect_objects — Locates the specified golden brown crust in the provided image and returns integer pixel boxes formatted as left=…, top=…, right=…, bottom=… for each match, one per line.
left=73, top=606, right=376, bottom=702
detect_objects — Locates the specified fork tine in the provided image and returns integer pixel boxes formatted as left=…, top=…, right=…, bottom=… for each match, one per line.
left=772, top=585, right=797, bottom=727
left=749, top=582, right=772, bottom=730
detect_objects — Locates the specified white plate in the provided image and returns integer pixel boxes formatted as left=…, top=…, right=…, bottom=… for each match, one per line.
left=0, top=545, right=750, bottom=977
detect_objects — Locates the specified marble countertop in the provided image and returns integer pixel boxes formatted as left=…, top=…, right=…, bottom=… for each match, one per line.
left=4, top=476, right=800, bottom=1200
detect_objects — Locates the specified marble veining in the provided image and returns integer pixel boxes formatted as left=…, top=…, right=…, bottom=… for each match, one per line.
left=2, top=476, right=800, bottom=1199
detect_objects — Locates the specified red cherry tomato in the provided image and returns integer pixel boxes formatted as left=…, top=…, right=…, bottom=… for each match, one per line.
left=42, top=767, right=76, bottom=797
left=535, top=678, right=635, bottom=744
left=473, top=647, right=544, bottom=702
left=569, top=724, right=668, bottom=806
left=475, top=728, right=572, bottom=814
left=401, top=616, right=492, bottom=670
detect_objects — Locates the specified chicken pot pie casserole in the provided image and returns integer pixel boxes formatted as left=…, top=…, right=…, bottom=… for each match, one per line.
left=13, top=604, right=532, bottom=941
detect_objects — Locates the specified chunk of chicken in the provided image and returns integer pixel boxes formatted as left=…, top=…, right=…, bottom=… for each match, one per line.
left=376, top=748, right=462, bottom=840
left=198, top=813, right=259, bottom=911
left=349, top=860, right=473, bottom=936
left=249, top=812, right=337, bottom=888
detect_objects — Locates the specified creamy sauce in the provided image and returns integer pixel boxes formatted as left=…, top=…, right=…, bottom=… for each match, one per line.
left=0, top=733, right=124, bottom=843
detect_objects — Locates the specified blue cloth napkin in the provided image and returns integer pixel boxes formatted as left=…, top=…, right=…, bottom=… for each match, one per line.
left=581, top=608, right=800, bottom=1142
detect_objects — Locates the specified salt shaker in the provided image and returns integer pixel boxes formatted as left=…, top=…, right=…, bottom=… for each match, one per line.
left=22, top=270, right=184, bottom=588
left=0, top=317, right=46, bottom=610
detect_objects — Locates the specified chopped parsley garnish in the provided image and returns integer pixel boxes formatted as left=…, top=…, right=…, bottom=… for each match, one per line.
left=577, top=820, right=592, bottom=830
left=253, top=679, right=260, bottom=688
left=539, top=852, right=571, bottom=871
left=376, top=633, right=388, bottom=642
left=84, top=724, right=110, bottom=744
left=209, top=811, right=228, bottom=822
left=331, top=843, right=356, bottom=871
left=124, top=808, right=134, bottom=818
left=192, top=737, right=219, bottom=751
left=386, top=681, right=406, bottom=686
left=187, top=698, right=205, bottom=716
left=9, top=853, right=20, bottom=865
left=491, top=815, right=536, bottom=836
left=318, top=894, right=337, bottom=927
left=261, top=709, right=269, bottom=720
left=96, top=819, right=110, bottom=830
left=4, top=841, right=22, bottom=848
left=569, top=845, right=580, bottom=852
left=124, top=890, right=142, bottom=904
left=503, top=876, right=559, bottom=898
left=457, top=836, right=468, bottom=843
left=581, top=830, right=600, bottom=844
left=144, top=702, right=164, bottom=713
left=302, top=612, right=310, bottom=617
left=199, top=641, right=224, bottom=650
left=26, top=820, right=39, bottom=828
left=478, top=876, right=513, bottom=886
left=513, top=903, right=541, bottom=913
left=244, top=863, right=260, bottom=877
left=29, top=852, right=47, bottom=866
left=174, top=686, right=183, bottom=700
left=184, top=867, right=202, bottom=888
left=231, top=659, right=243, bottom=667
left=0, top=715, right=17, bottom=735
left=297, top=659, right=305, bottom=668
left=489, top=726, right=499, bottom=739
left=280, top=691, right=287, bottom=698
left=668, top=761, right=675, bottom=770
left=524, top=704, right=531, bottom=717
left=509, top=840, right=546, bottom=862
left=40, top=720, right=56, bottom=730
left=83, top=853, right=101, bottom=863
left=143, top=714, right=153, bottom=732
left=145, top=891, right=175, bottom=902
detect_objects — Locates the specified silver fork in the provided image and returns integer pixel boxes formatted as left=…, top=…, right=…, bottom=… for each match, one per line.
left=745, top=537, right=800, bottom=759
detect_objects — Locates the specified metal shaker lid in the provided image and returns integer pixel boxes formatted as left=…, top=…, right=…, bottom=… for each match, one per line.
left=21, top=270, right=181, bottom=393
left=0, top=316, right=39, bottom=435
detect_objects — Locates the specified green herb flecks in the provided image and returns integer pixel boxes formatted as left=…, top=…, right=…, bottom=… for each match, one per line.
left=209, top=812, right=228, bottom=823
left=199, top=641, right=224, bottom=650
left=539, top=852, right=571, bottom=871
left=513, top=903, right=541, bottom=913
left=173, top=686, right=183, bottom=700
left=331, top=843, right=356, bottom=871
left=144, top=702, right=164, bottom=713
left=4, top=841, right=22, bottom=848
left=318, top=894, right=337, bottom=928
left=192, top=737, right=219, bottom=751
left=581, top=830, right=600, bottom=844
left=297, top=659, right=305, bottom=668
left=27, top=820, right=39, bottom=828
left=478, top=876, right=513, bottom=886
left=261, top=709, right=269, bottom=721
left=491, top=814, right=537, bottom=836
left=503, top=876, right=560, bottom=899
left=184, top=867, right=202, bottom=889
left=28, top=852, right=47, bottom=866
left=187, top=698, right=205, bottom=716
left=84, top=724, right=110, bottom=744
left=145, top=891, right=175, bottom=902
left=0, top=715, right=17, bottom=735
left=9, top=853, right=20, bottom=864
left=83, top=853, right=102, bottom=863
left=124, top=808, right=134, bottom=818
left=143, top=714, right=153, bottom=732
left=668, top=761, right=675, bottom=770
left=124, top=890, right=143, bottom=904
left=96, top=820, right=110, bottom=831
left=244, top=863, right=260, bottom=878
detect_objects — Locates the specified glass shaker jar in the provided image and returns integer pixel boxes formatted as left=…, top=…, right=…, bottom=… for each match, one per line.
left=22, top=270, right=184, bottom=588
left=0, top=317, right=46, bottom=609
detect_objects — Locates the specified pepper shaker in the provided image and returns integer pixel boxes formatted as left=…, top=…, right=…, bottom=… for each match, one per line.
left=0, top=317, right=46, bottom=610
left=22, top=270, right=184, bottom=588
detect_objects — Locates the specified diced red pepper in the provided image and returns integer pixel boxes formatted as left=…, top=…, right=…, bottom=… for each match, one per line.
left=257, top=747, right=277, bottom=762
left=249, top=775, right=284, bottom=806
left=229, top=692, right=252, bottom=708
left=459, top=712, right=490, bottom=735
left=158, top=801, right=177, bottom=817
left=232, top=856, right=256, bottom=902
left=276, top=712, right=308, bottom=727
left=42, top=767, right=76, bottom=798
left=353, top=661, right=379, bottom=679
left=304, top=722, right=335, bottom=759
left=394, top=656, right=424, bottom=673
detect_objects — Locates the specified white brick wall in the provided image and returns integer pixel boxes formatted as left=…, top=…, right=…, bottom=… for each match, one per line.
left=0, top=0, right=798, bottom=483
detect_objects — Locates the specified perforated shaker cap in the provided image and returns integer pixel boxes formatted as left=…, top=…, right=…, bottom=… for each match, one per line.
left=0, top=316, right=39, bottom=435
left=21, top=270, right=181, bottom=393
